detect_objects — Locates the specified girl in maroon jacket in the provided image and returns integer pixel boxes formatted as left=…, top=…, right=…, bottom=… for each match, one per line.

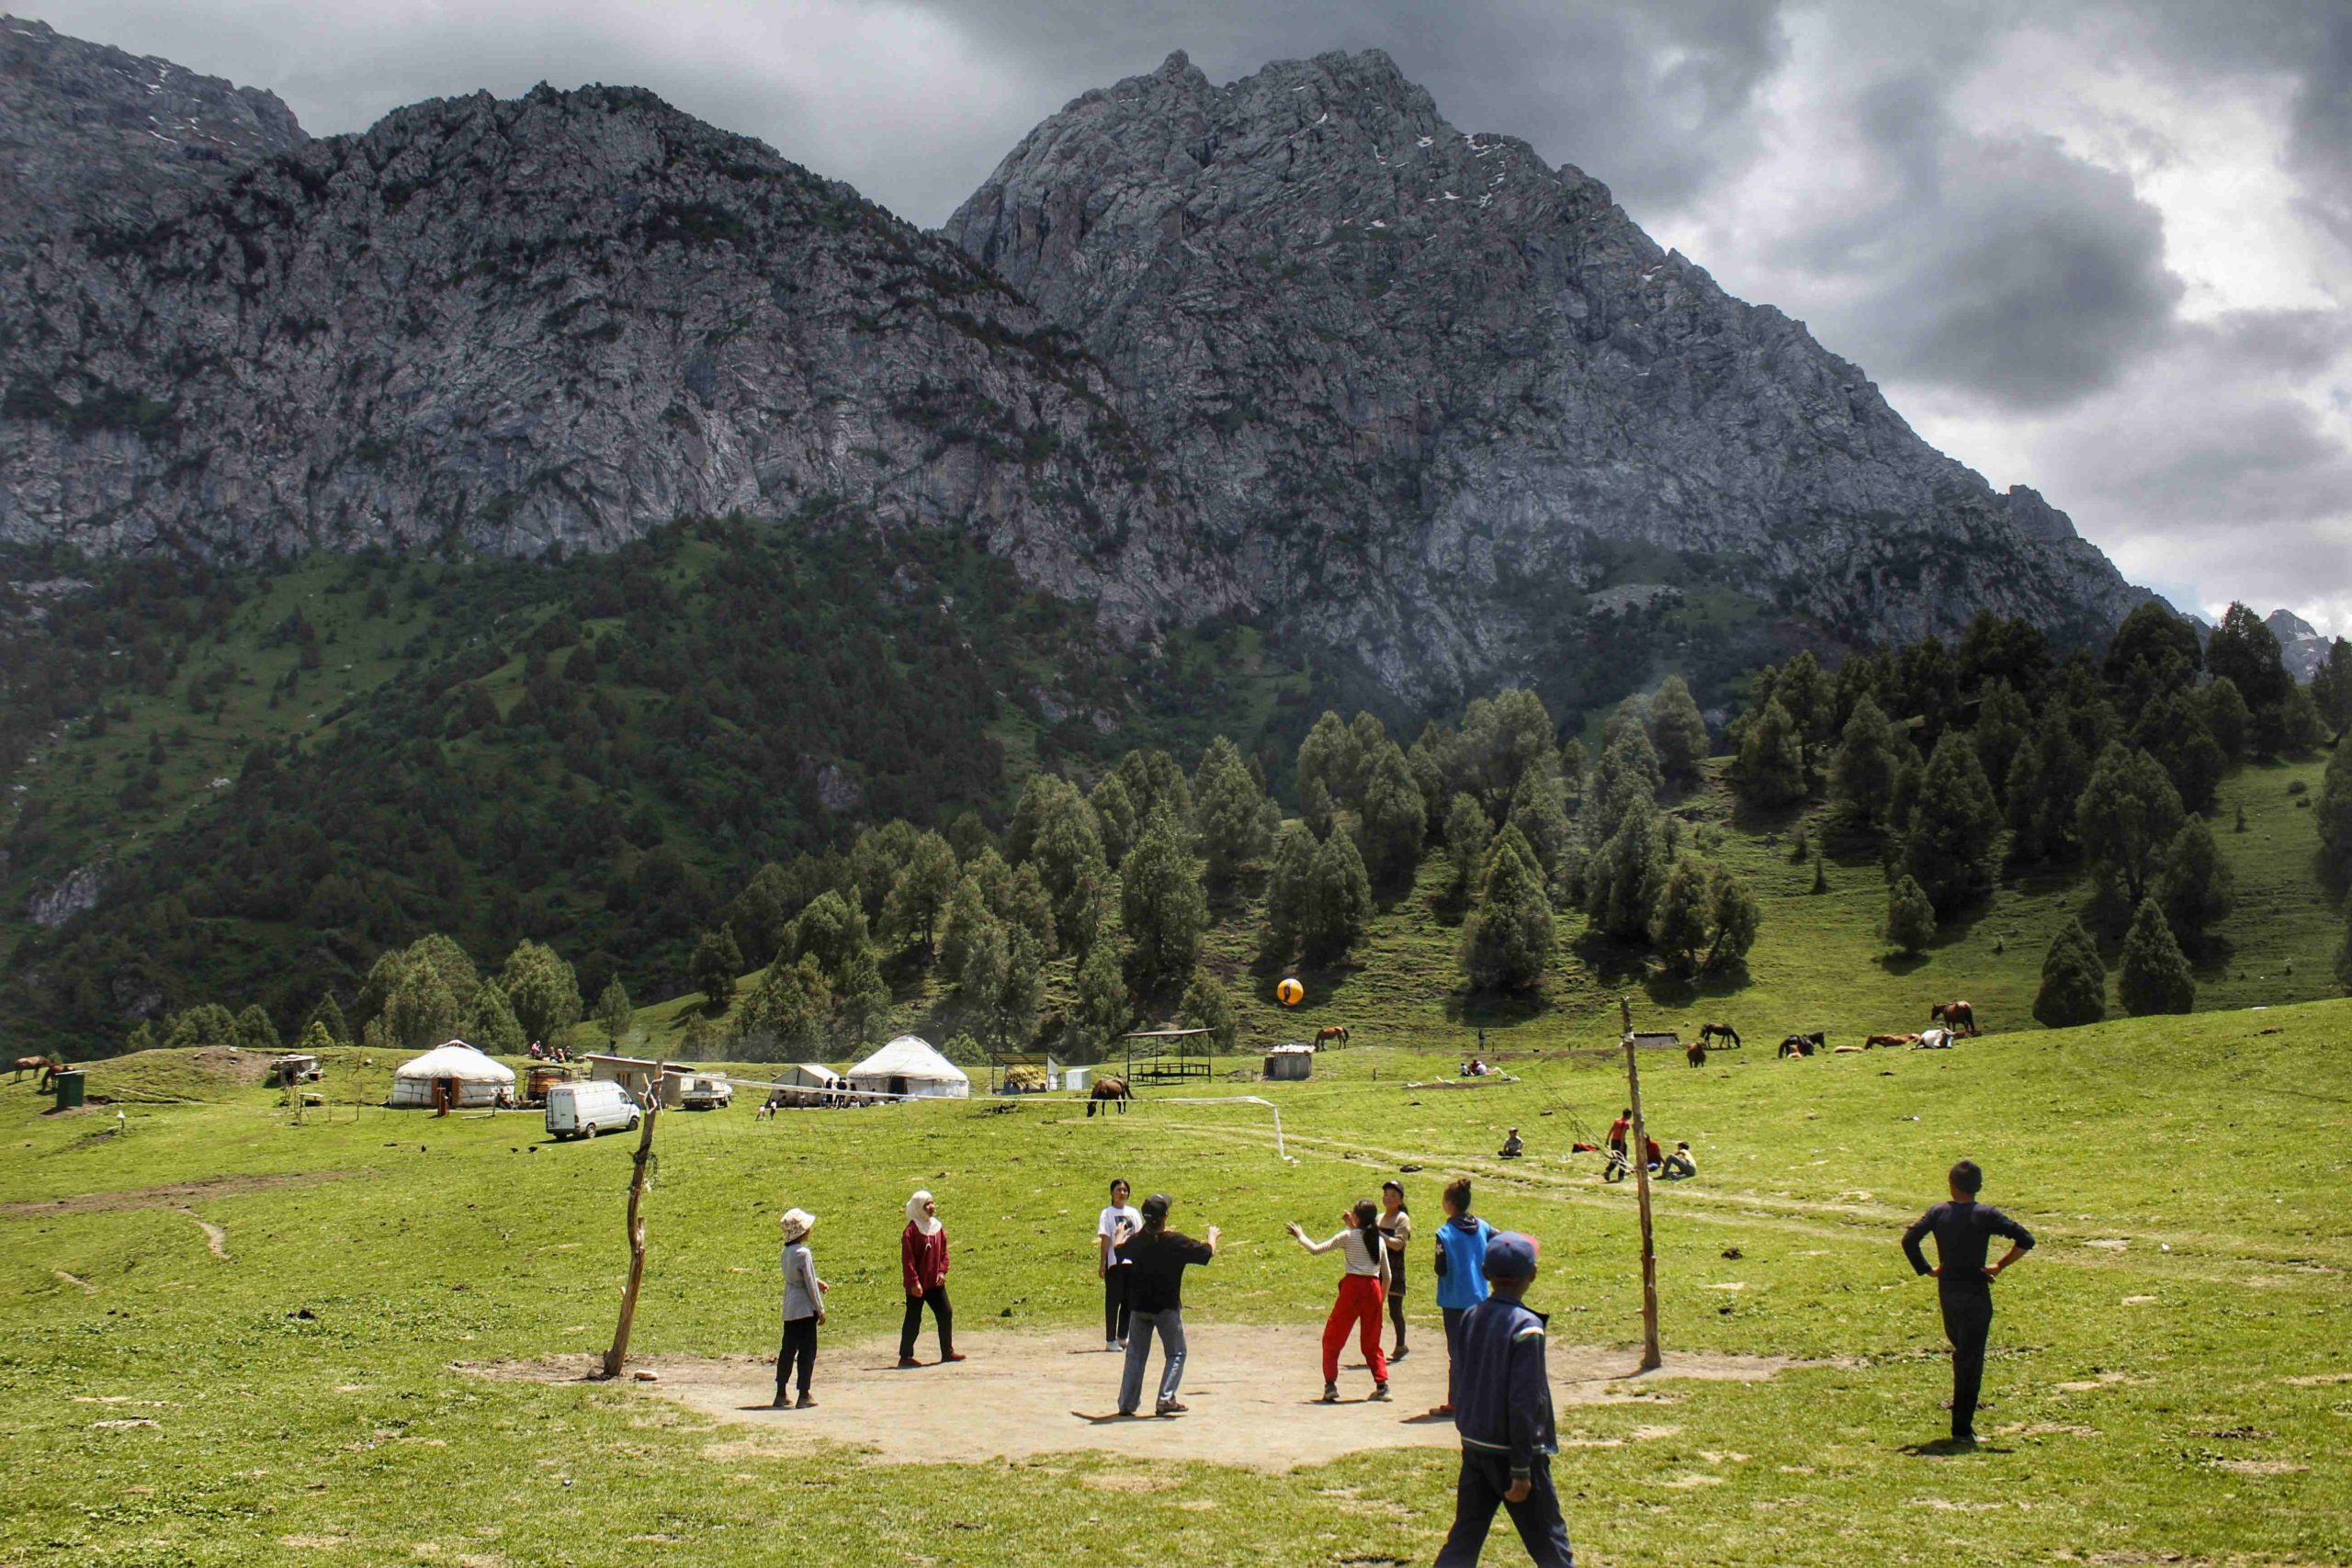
left=898, top=1190, right=964, bottom=1367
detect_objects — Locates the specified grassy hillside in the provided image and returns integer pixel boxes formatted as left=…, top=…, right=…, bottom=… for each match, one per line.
left=585, top=748, right=2346, bottom=1063
left=5, top=1001, right=2346, bottom=1565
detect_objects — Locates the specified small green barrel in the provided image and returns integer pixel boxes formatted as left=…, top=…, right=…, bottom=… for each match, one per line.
left=52, top=1069, right=85, bottom=1111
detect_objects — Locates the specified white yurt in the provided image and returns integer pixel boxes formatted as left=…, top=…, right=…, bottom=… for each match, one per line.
left=845, top=1035, right=969, bottom=1100
left=390, top=1040, right=515, bottom=1109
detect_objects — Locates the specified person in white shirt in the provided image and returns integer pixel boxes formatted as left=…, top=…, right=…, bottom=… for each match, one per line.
left=1097, top=1178, right=1143, bottom=1350
left=1288, top=1200, right=1393, bottom=1404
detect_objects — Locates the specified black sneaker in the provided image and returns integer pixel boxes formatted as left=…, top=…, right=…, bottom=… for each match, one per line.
left=1320, top=1382, right=1340, bottom=1404
left=1370, top=1382, right=1392, bottom=1402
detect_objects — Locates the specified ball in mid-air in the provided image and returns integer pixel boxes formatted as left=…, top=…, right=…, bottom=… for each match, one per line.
left=1277, top=976, right=1305, bottom=1007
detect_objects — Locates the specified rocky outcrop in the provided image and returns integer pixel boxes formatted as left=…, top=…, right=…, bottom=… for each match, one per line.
left=2266, top=609, right=2330, bottom=682
left=27, top=859, right=104, bottom=927
left=0, top=81, right=1233, bottom=632
left=0, top=16, right=304, bottom=255
left=946, top=50, right=2145, bottom=699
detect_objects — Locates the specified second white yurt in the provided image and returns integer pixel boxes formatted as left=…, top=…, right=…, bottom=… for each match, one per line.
left=845, top=1035, right=969, bottom=1100
left=390, top=1041, right=515, bottom=1109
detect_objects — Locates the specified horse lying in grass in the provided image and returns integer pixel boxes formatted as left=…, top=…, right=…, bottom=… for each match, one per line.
left=1865, top=1033, right=1920, bottom=1049
left=1778, top=1032, right=1826, bottom=1058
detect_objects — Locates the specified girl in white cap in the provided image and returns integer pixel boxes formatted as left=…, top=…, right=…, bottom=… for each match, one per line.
left=775, top=1208, right=826, bottom=1408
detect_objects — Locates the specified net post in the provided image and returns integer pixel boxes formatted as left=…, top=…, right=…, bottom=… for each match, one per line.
left=1622, top=995, right=1663, bottom=1371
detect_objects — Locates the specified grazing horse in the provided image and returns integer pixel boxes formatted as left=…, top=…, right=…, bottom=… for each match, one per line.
left=1930, top=1001, right=1979, bottom=1037
left=1865, top=1032, right=1920, bottom=1049
left=1314, top=1025, right=1350, bottom=1049
left=1086, top=1076, right=1132, bottom=1117
left=1697, top=1022, right=1741, bottom=1050
left=1778, top=1032, right=1826, bottom=1059
left=1685, top=1039, right=1709, bottom=1067
left=11, top=1055, right=60, bottom=1084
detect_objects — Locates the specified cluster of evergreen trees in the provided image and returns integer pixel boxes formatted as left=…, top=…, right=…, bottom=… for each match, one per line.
left=1728, top=602, right=2346, bottom=1024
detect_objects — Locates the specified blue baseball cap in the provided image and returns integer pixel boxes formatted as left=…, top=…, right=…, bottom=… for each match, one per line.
left=1484, top=1231, right=1539, bottom=1280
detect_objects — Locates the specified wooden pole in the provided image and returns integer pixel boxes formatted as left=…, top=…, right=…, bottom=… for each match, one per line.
left=1621, top=996, right=1662, bottom=1371
left=601, top=1071, right=664, bottom=1380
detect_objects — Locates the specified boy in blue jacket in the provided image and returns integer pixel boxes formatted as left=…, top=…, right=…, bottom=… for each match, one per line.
left=1431, top=1177, right=1494, bottom=1415
left=1437, top=1232, right=1572, bottom=1568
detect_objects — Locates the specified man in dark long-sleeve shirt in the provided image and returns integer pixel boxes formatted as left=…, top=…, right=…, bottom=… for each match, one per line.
left=1902, top=1158, right=2035, bottom=1445
left=1437, top=1232, right=1573, bottom=1568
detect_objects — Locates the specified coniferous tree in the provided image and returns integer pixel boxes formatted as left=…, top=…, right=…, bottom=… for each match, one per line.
left=1181, top=969, right=1238, bottom=1052
left=1558, top=736, right=1589, bottom=805
left=2118, top=897, right=2196, bottom=1015
left=2157, top=817, right=2233, bottom=949
left=1506, top=767, right=1570, bottom=880
left=1648, top=857, right=1713, bottom=973
left=405, top=932, right=482, bottom=1014
left=1408, top=722, right=1454, bottom=827
left=881, top=829, right=957, bottom=962
left=1704, top=863, right=1761, bottom=972
left=1299, top=773, right=1337, bottom=840
left=2006, top=709, right=2089, bottom=863
left=1585, top=798, right=1668, bottom=941
left=1261, top=821, right=1318, bottom=962
left=1885, top=874, right=1938, bottom=955
left=1089, top=773, right=1139, bottom=865
left=2311, top=637, right=2352, bottom=738
left=305, top=991, right=349, bottom=1046
left=1443, top=793, right=1494, bottom=900
left=1030, top=789, right=1112, bottom=955
left=1462, top=826, right=1554, bottom=992
left=1904, top=731, right=2001, bottom=915
left=2077, top=745, right=2186, bottom=908
left=691, top=927, right=743, bottom=1009
left=1734, top=699, right=1808, bottom=807
left=1830, top=693, right=1902, bottom=829
left=736, top=955, right=831, bottom=1057
left=234, top=1002, right=281, bottom=1055
left=1193, top=735, right=1276, bottom=892
left=2103, top=600, right=2203, bottom=692
left=500, top=939, right=582, bottom=1047
left=1119, top=813, right=1207, bottom=992
left=2034, top=919, right=2108, bottom=1028
left=593, top=977, right=634, bottom=1041
left=2316, top=739, right=2352, bottom=886
left=1972, top=680, right=2034, bottom=804
left=384, top=964, right=458, bottom=1051
left=1302, top=829, right=1374, bottom=965
left=2130, top=689, right=2226, bottom=815
left=1647, top=675, right=1710, bottom=781
left=2197, top=676, right=2253, bottom=761
left=1112, top=748, right=1193, bottom=836
left=2206, top=603, right=2290, bottom=720
left=1297, top=711, right=1366, bottom=819
left=1069, top=939, right=1128, bottom=1059
left=938, top=875, right=994, bottom=988
left=462, top=980, right=526, bottom=1055
left=830, top=947, right=889, bottom=1047
left=1360, top=743, right=1430, bottom=886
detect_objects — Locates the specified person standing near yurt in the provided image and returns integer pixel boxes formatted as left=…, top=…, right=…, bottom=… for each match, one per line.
left=1098, top=1178, right=1142, bottom=1351
left=1287, top=1200, right=1392, bottom=1404
left=898, top=1190, right=964, bottom=1368
left=1378, top=1179, right=1413, bottom=1362
left=774, top=1208, right=826, bottom=1409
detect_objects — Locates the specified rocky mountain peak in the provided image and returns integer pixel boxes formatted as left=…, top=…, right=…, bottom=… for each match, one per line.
left=947, top=51, right=2143, bottom=703
left=0, top=15, right=304, bottom=254
left=2265, top=607, right=2329, bottom=680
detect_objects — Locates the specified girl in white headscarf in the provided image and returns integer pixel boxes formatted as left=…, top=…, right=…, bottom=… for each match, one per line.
left=898, top=1190, right=962, bottom=1367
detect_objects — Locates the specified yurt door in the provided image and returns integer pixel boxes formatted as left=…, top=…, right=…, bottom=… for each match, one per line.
left=889, top=1075, right=909, bottom=1098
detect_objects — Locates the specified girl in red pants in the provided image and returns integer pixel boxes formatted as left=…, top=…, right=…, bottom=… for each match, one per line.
left=1288, top=1200, right=1392, bottom=1403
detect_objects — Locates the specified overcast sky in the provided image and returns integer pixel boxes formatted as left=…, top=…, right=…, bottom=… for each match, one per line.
left=27, top=0, right=2352, bottom=634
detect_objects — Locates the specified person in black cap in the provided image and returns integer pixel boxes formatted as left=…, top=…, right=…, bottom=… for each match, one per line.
left=1901, top=1158, right=2035, bottom=1445
left=1115, top=1192, right=1219, bottom=1416
left=1434, top=1231, right=1573, bottom=1568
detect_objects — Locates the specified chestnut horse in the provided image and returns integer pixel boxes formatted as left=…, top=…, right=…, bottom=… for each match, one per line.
left=1866, top=1032, right=1919, bottom=1049
left=1685, top=1039, right=1709, bottom=1067
left=1314, top=1025, right=1350, bottom=1049
left=1086, top=1076, right=1132, bottom=1117
left=1930, top=1001, right=1979, bottom=1037
left=11, top=1055, right=61, bottom=1084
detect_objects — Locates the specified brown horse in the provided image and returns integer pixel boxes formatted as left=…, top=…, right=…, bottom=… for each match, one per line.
left=1086, top=1076, right=1132, bottom=1117
left=1314, top=1025, right=1350, bottom=1049
left=11, top=1055, right=61, bottom=1084
left=1778, top=1032, right=1826, bottom=1058
left=1930, top=1001, right=1979, bottom=1037
left=1866, top=1032, right=1920, bottom=1049
left=1697, top=1022, right=1741, bottom=1049
left=1685, top=1040, right=1709, bottom=1067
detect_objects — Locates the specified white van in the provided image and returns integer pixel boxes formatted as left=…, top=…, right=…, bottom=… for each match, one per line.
left=547, top=1080, right=641, bottom=1141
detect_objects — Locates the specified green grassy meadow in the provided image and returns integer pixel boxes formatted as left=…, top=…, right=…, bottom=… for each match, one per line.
left=6, top=1001, right=2347, bottom=1566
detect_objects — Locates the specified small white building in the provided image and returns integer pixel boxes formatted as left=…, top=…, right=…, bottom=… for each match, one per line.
left=1264, top=1043, right=1316, bottom=1082
left=845, top=1035, right=969, bottom=1100
left=390, top=1041, right=514, bottom=1109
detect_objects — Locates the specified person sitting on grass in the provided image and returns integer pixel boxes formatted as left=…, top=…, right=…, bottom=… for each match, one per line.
left=1498, top=1127, right=1525, bottom=1158
left=1434, top=1232, right=1573, bottom=1568
left=1661, top=1141, right=1697, bottom=1179
left=1431, top=1177, right=1493, bottom=1415
left=774, top=1207, right=825, bottom=1409
left=1644, top=1135, right=1663, bottom=1173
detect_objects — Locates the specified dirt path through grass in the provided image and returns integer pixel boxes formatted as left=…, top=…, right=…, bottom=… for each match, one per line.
left=470, top=1326, right=1809, bottom=1472
left=0, top=1169, right=345, bottom=1216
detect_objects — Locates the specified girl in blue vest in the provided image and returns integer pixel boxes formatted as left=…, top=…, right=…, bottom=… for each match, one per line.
left=1431, top=1175, right=1493, bottom=1414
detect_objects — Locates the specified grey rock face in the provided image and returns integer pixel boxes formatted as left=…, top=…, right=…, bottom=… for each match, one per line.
left=28, top=858, right=104, bottom=927
left=2266, top=608, right=2329, bottom=681
left=0, top=16, right=304, bottom=254
left=945, top=49, right=2145, bottom=700
left=0, top=80, right=1233, bottom=632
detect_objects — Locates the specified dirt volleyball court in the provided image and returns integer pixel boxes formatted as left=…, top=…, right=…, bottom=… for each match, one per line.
left=474, top=1325, right=1809, bottom=1472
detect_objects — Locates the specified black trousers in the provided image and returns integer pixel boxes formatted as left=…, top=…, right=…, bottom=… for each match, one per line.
left=1387, top=1280, right=1408, bottom=1348
left=1442, top=1305, right=1469, bottom=1404
left=776, top=1316, right=817, bottom=1400
left=1434, top=1450, right=1575, bottom=1568
left=900, top=1284, right=954, bottom=1359
left=1940, top=1290, right=1994, bottom=1438
left=1103, top=1268, right=1131, bottom=1343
